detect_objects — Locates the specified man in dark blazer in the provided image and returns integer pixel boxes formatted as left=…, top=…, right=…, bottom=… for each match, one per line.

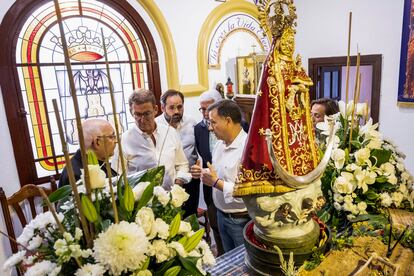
left=194, top=91, right=224, bottom=256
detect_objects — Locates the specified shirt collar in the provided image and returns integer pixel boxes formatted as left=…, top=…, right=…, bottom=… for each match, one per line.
left=134, top=122, right=158, bottom=138
left=224, top=128, right=245, bottom=150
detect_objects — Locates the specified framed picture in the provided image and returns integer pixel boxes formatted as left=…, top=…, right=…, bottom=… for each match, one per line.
left=398, top=0, right=414, bottom=107
left=236, top=54, right=266, bottom=95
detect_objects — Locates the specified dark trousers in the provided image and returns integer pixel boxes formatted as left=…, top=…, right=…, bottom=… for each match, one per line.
left=204, top=185, right=225, bottom=256
left=182, top=178, right=200, bottom=218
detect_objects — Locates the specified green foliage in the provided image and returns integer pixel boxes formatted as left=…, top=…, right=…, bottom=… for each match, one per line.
left=48, top=185, right=72, bottom=203
left=302, top=247, right=325, bottom=271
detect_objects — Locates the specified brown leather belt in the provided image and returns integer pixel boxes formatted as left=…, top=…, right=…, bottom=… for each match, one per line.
left=222, top=211, right=250, bottom=219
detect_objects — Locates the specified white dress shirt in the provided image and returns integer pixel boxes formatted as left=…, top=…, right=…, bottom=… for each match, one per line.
left=212, top=129, right=248, bottom=213
left=155, top=115, right=198, bottom=167
left=112, top=123, right=191, bottom=190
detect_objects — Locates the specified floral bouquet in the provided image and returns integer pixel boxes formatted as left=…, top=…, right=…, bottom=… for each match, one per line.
left=316, top=101, right=414, bottom=226
left=3, top=160, right=215, bottom=276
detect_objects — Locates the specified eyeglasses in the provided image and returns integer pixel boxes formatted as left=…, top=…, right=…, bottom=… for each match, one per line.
left=132, top=110, right=154, bottom=119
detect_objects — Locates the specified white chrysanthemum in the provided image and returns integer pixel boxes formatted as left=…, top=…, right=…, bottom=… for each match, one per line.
left=196, top=258, right=207, bottom=276
left=135, top=207, right=155, bottom=236
left=380, top=192, right=393, bottom=207
left=75, top=263, right=106, bottom=276
left=198, top=240, right=216, bottom=266
left=27, top=235, right=43, bottom=250
left=170, top=185, right=190, bottom=208
left=148, top=239, right=174, bottom=263
left=25, top=260, right=59, bottom=276
left=153, top=186, right=170, bottom=206
left=168, top=241, right=187, bottom=257
left=396, top=162, right=405, bottom=172
left=3, top=250, right=26, bottom=271
left=93, top=221, right=149, bottom=275
left=132, top=182, right=151, bottom=201
left=17, top=211, right=63, bottom=246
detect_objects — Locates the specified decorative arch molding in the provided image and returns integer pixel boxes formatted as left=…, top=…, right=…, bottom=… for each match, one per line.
left=208, top=13, right=271, bottom=69
left=194, top=0, right=269, bottom=96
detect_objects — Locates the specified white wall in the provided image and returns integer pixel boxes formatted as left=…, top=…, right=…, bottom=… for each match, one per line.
left=294, top=0, right=414, bottom=173
left=1, top=0, right=413, bottom=268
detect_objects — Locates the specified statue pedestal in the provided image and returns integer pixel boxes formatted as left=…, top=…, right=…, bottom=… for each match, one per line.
left=243, top=220, right=330, bottom=276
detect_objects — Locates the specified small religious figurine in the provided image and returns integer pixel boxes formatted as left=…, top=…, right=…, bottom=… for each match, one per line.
left=215, top=83, right=225, bottom=99
left=225, top=77, right=234, bottom=99
left=242, top=66, right=252, bottom=94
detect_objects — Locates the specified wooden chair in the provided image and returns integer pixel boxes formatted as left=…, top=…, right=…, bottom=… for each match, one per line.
left=0, top=178, right=57, bottom=255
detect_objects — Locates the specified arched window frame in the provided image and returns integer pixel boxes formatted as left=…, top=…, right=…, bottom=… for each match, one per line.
left=0, top=0, right=161, bottom=186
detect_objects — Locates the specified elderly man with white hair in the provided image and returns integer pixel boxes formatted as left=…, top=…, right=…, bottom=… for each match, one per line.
left=194, top=90, right=224, bottom=255
left=59, top=118, right=117, bottom=188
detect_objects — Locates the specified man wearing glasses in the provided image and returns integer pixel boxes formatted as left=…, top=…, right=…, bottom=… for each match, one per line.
left=155, top=89, right=198, bottom=216
left=59, top=118, right=118, bottom=188
left=112, top=89, right=191, bottom=191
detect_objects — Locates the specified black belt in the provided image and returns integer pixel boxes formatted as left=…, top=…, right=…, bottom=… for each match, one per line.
left=221, top=210, right=250, bottom=219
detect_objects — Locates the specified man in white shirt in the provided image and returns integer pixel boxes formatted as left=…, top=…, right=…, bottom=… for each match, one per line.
left=112, top=89, right=191, bottom=190
left=191, top=99, right=249, bottom=252
left=155, top=89, right=198, bottom=216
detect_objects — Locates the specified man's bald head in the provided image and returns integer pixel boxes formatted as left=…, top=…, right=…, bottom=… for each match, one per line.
left=82, top=118, right=116, bottom=160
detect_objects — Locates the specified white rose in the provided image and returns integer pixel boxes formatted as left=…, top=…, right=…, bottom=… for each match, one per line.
left=354, top=148, right=371, bottom=166
left=148, top=239, right=174, bottom=263
left=333, top=172, right=356, bottom=194
left=170, top=185, right=190, bottom=208
left=132, top=182, right=151, bottom=201
left=135, top=207, right=155, bottom=236
left=149, top=218, right=170, bottom=240
left=84, top=165, right=107, bottom=189
left=178, top=221, right=192, bottom=235
left=153, top=186, right=170, bottom=206
left=168, top=241, right=188, bottom=257
left=331, top=148, right=346, bottom=169
left=391, top=192, right=404, bottom=207
left=380, top=192, right=393, bottom=207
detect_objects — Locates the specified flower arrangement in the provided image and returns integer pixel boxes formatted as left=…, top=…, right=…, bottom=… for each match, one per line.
left=317, top=101, right=414, bottom=224
left=3, top=164, right=215, bottom=276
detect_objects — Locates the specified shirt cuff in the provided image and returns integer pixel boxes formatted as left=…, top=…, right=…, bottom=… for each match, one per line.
left=222, top=180, right=243, bottom=204
left=176, top=171, right=191, bottom=184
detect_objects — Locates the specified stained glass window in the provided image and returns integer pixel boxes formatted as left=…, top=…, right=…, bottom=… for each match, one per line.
left=15, top=0, right=150, bottom=179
